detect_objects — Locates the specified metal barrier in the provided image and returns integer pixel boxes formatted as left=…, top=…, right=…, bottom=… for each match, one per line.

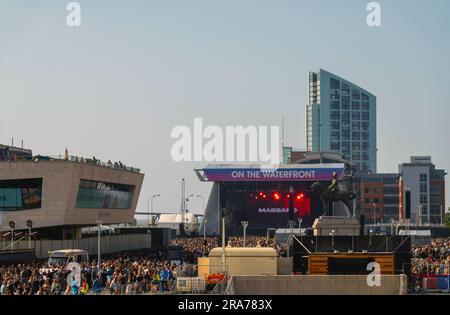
left=422, top=275, right=450, bottom=292
left=0, top=233, right=151, bottom=259
left=170, top=264, right=228, bottom=295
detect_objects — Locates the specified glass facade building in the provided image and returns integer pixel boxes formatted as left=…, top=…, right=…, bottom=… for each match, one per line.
left=306, top=69, right=377, bottom=173
left=76, top=179, right=134, bottom=209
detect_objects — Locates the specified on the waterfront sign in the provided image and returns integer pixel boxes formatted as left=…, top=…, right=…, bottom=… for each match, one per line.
left=200, top=165, right=345, bottom=182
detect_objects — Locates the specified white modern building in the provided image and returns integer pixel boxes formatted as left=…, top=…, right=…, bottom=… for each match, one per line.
left=399, top=156, right=446, bottom=224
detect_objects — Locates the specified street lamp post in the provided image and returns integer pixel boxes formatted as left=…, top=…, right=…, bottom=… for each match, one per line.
left=373, top=203, right=376, bottom=226
left=297, top=218, right=303, bottom=236
left=330, top=229, right=335, bottom=251
left=241, top=221, right=248, bottom=247
left=26, top=220, right=33, bottom=249
left=148, top=194, right=161, bottom=226
left=9, top=221, right=15, bottom=251
left=96, top=221, right=103, bottom=268
left=203, top=219, right=208, bottom=240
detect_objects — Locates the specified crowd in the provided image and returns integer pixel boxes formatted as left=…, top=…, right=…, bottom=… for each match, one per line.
left=170, top=236, right=288, bottom=263
left=2, top=236, right=449, bottom=295
left=0, top=256, right=178, bottom=295
left=412, top=238, right=450, bottom=276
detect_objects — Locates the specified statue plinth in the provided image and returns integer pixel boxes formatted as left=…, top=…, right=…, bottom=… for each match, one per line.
left=312, top=216, right=361, bottom=236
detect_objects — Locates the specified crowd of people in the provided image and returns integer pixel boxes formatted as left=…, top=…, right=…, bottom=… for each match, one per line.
left=170, top=236, right=289, bottom=263
left=2, top=236, right=449, bottom=295
left=0, top=256, right=178, bottom=295
left=412, top=238, right=450, bottom=276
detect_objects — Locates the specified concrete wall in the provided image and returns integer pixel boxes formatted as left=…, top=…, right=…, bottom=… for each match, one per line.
left=0, top=160, right=144, bottom=230
left=226, top=275, right=407, bottom=295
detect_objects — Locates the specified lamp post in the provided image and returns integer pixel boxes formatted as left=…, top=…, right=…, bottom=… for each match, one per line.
left=330, top=229, right=335, bottom=251
left=373, top=203, right=376, bottom=226
left=288, top=186, right=294, bottom=257
left=203, top=219, right=208, bottom=240
left=369, top=229, right=373, bottom=248
left=221, top=208, right=227, bottom=273
left=148, top=194, right=160, bottom=226
left=26, top=220, right=33, bottom=249
left=9, top=221, right=15, bottom=251
left=241, top=221, right=248, bottom=247
left=96, top=221, right=103, bottom=268
left=297, top=218, right=303, bottom=236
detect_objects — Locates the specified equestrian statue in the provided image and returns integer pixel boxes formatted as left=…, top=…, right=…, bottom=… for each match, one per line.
left=310, top=172, right=357, bottom=217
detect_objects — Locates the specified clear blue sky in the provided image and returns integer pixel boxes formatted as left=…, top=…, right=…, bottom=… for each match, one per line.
left=1, top=0, right=449, bottom=214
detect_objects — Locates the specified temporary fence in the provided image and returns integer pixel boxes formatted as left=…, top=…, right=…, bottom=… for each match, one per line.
left=170, top=264, right=228, bottom=295
left=0, top=233, right=152, bottom=259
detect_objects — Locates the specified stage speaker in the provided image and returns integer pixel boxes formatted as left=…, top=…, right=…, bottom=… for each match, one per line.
left=405, top=189, right=411, bottom=219
left=359, top=214, right=365, bottom=236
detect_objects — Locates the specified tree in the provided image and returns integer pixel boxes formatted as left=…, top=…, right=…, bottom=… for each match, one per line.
left=445, top=209, right=450, bottom=228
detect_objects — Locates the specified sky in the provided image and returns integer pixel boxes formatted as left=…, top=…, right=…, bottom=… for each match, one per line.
left=1, top=0, right=449, bottom=215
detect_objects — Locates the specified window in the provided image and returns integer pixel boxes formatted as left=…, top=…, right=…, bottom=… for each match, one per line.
left=361, top=112, right=369, bottom=121
left=330, top=131, right=340, bottom=141
left=361, top=132, right=369, bottom=141
left=76, top=179, right=134, bottom=209
left=362, top=142, right=370, bottom=150
left=330, top=141, right=340, bottom=150
left=361, top=102, right=369, bottom=111
left=420, top=183, right=428, bottom=193
left=330, top=77, right=340, bottom=90
left=341, top=83, right=350, bottom=94
left=331, top=111, right=340, bottom=120
left=331, top=121, right=340, bottom=130
left=342, top=96, right=350, bottom=110
left=420, top=174, right=428, bottom=182
left=331, top=90, right=340, bottom=100
left=342, top=126, right=350, bottom=140
left=352, top=142, right=361, bottom=150
left=420, top=194, right=428, bottom=203
left=362, top=152, right=370, bottom=161
left=361, top=93, right=369, bottom=101
left=331, top=101, right=340, bottom=110
left=342, top=142, right=350, bottom=156
left=352, top=88, right=361, bottom=100
left=352, top=101, right=360, bottom=111
left=352, top=111, right=360, bottom=120
left=352, top=152, right=361, bottom=160
left=342, top=111, right=350, bottom=125
left=352, top=132, right=360, bottom=141
left=383, top=196, right=399, bottom=204
left=362, top=122, right=369, bottom=131
left=0, top=178, right=43, bottom=211
left=352, top=122, right=361, bottom=131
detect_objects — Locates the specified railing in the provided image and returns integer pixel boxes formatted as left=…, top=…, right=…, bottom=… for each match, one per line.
left=33, top=155, right=141, bottom=173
